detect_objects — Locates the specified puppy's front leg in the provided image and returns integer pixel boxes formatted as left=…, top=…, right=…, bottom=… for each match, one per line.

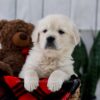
left=19, top=51, right=41, bottom=92
left=24, top=69, right=39, bottom=92
left=47, top=70, right=68, bottom=92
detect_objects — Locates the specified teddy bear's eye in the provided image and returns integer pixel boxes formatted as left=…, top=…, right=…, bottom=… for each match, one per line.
left=43, top=29, right=47, bottom=33
left=58, top=29, right=65, bottom=35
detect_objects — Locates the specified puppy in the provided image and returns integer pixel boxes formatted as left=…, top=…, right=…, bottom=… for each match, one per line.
left=19, top=14, right=80, bottom=92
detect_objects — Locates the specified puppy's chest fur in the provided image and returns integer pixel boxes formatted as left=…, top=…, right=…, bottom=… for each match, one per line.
left=37, top=56, right=60, bottom=77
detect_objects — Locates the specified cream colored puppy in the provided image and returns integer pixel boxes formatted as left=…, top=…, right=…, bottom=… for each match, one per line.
left=19, top=15, right=80, bottom=92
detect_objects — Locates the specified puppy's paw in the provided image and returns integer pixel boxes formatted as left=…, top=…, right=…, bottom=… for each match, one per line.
left=24, top=76, right=39, bottom=92
left=47, top=76, right=64, bottom=92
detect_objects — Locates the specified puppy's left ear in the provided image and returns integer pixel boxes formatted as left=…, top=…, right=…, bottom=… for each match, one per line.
left=72, top=26, right=80, bottom=46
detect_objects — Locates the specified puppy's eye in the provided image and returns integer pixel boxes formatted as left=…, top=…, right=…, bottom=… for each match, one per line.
left=58, top=29, right=65, bottom=35
left=43, top=29, right=47, bottom=33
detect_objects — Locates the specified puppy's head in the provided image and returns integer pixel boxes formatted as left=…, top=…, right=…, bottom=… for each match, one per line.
left=32, top=15, right=80, bottom=56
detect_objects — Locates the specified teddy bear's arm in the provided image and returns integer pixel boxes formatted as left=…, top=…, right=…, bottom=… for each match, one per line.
left=3, top=54, right=25, bottom=76
left=0, top=61, right=13, bottom=75
left=0, top=50, right=5, bottom=60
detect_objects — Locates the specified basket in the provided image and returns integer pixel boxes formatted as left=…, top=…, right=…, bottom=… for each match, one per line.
left=0, top=75, right=80, bottom=100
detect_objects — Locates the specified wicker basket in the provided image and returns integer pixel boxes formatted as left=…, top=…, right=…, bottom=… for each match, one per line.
left=69, top=87, right=80, bottom=100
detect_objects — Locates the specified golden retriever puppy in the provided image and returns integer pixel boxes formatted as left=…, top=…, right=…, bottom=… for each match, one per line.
left=19, top=14, right=80, bottom=92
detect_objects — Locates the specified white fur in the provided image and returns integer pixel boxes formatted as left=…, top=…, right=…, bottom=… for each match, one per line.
left=19, top=14, right=80, bottom=92
left=0, top=43, right=2, bottom=49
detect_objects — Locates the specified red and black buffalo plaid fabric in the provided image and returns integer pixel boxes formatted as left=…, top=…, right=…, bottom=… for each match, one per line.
left=0, top=71, right=80, bottom=100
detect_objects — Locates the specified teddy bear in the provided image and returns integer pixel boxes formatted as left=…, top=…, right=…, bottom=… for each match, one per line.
left=0, top=19, right=34, bottom=76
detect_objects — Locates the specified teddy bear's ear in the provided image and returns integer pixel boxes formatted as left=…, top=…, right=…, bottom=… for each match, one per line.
left=0, top=20, right=8, bottom=37
left=0, top=20, right=8, bottom=42
left=0, top=20, right=8, bottom=31
left=28, top=23, right=35, bottom=33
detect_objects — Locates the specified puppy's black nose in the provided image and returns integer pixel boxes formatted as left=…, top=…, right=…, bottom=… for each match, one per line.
left=47, top=36, right=55, bottom=43
left=20, top=33, right=27, bottom=40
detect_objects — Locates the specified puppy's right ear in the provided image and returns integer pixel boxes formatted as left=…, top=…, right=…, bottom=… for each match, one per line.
left=32, top=26, right=40, bottom=44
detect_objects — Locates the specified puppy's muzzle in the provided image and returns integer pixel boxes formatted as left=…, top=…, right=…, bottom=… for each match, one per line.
left=45, top=36, right=56, bottom=49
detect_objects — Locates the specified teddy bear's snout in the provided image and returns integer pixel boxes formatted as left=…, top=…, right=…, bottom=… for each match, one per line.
left=12, top=32, right=31, bottom=47
left=20, top=32, right=28, bottom=40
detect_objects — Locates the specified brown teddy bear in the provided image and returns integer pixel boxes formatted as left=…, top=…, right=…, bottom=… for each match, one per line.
left=0, top=19, right=34, bottom=76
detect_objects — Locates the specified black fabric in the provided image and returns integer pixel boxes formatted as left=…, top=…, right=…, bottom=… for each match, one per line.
left=0, top=76, right=80, bottom=100
left=0, top=76, right=17, bottom=100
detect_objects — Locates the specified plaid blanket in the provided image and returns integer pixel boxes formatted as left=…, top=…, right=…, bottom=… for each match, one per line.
left=0, top=72, right=80, bottom=100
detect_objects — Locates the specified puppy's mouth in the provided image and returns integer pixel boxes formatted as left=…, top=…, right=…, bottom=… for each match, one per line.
left=45, top=42, right=56, bottom=50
